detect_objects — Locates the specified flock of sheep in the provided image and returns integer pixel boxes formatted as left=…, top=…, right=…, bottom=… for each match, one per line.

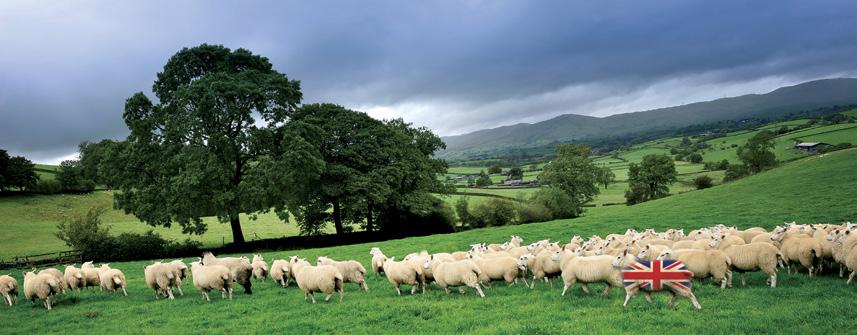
left=2, top=221, right=856, bottom=311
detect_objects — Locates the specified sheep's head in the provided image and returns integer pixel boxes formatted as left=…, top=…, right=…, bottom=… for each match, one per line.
left=288, top=256, right=299, bottom=264
left=612, top=250, right=628, bottom=268
left=511, top=235, right=523, bottom=245
left=637, top=245, right=651, bottom=260
left=595, top=246, right=605, bottom=256
left=708, top=235, right=723, bottom=248
left=369, top=247, right=380, bottom=255
left=500, top=242, right=510, bottom=250
left=422, top=259, right=432, bottom=269
left=573, top=247, right=585, bottom=257
left=656, top=250, right=671, bottom=261
left=570, top=235, right=583, bottom=244
left=827, top=229, right=840, bottom=242
left=465, top=251, right=474, bottom=259
left=770, top=227, right=787, bottom=242
left=516, top=258, right=527, bottom=271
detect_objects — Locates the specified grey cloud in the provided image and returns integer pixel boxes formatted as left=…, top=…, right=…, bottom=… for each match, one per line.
left=1, top=0, right=857, bottom=162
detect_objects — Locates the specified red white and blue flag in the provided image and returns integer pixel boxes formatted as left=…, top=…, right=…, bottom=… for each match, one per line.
left=622, top=259, right=693, bottom=292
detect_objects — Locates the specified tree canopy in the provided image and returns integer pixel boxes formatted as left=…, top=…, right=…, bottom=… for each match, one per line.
left=625, top=154, right=677, bottom=205
left=537, top=144, right=600, bottom=217
left=0, top=150, right=38, bottom=191
left=113, top=44, right=315, bottom=244
left=738, top=130, right=777, bottom=173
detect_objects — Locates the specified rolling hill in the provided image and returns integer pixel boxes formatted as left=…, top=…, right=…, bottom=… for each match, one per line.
left=440, top=78, right=857, bottom=161
left=2, top=147, right=856, bottom=334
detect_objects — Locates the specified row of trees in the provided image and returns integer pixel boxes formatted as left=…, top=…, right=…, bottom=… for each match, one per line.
left=78, top=44, right=448, bottom=244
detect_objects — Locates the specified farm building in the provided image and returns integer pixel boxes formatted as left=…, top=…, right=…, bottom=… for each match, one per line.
left=793, top=142, right=831, bottom=153
left=500, top=179, right=539, bottom=187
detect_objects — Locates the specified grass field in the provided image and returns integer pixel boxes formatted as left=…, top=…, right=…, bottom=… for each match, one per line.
left=0, top=191, right=323, bottom=259
left=3, top=148, right=856, bottom=334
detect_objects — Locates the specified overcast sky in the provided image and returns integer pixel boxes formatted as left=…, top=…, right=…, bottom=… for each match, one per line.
left=2, top=1, right=857, bottom=163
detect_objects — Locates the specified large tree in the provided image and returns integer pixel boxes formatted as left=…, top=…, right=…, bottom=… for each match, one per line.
left=738, top=130, right=777, bottom=173
left=285, top=104, right=447, bottom=235
left=115, top=44, right=318, bottom=244
left=625, top=154, right=677, bottom=205
left=3, top=154, right=38, bottom=191
left=537, top=144, right=600, bottom=217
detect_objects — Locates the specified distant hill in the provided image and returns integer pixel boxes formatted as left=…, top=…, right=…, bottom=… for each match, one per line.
left=440, top=78, right=857, bottom=161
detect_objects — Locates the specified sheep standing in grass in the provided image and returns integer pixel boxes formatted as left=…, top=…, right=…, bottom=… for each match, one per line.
left=424, top=259, right=485, bottom=297
left=166, top=260, right=189, bottom=296
left=144, top=262, right=178, bottom=300
left=251, top=254, right=269, bottom=282
left=270, top=259, right=291, bottom=287
left=369, top=247, right=388, bottom=275
left=657, top=249, right=732, bottom=289
left=63, top=265, right=85, bottom=292
left=189, top=261, right=233, bottom=301
left=201, top=252, right=253, bottom=294
left=99, top=267, right=128, bottom=296
left=552, top=250, right=625, bottom=297
left=80, top=261, right=101, bottom=289
left=382, top=257, right=424, bottom=295
left=0, top=275, right=18, bottom=306
left=291, top=258, right=344, bottom=303
left=468, top=254, right=527, bottom=287
left=37, top=268, right=66, bottom=294
left=721, top=243, right=783, bottom=288
left=708, top=234, right=746, bottom=250
left=636, top=244, right=668, bottom=262
left=530, top=249, right=563, bottom=289
left=770, top=227, right=822, bottom=276
left=317, top=256, right=368, bottom=291
left=23, top=271, right=61, bottom=310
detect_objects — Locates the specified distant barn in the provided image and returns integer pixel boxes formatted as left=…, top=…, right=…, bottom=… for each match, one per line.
left=793, top=142, right=831, bottom=153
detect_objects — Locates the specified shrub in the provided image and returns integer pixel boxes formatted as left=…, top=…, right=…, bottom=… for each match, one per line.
left=822, top=142, right=852, bottom=153
left=33, top=179, right=62, bottom=194
left=487, top=165, right=502, bottom=174
left=693, top=175, right=713, bottom=189
left=455, top=197, right=474, bottom=227
left=530, top=187, right=580, bottom=219
left=517, top=202, right=553, bottom=224
left=470, top=198, right=517, bottom=228
left=723, top=164, right=750, bottom=182
left=688, top=153, right=703, bottom=163
left=112, top=231, right=201, bottom=261
left=54, top=207, right=116, bottom=260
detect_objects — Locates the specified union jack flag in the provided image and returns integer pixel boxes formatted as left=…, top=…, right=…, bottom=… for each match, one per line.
left=623, top=259, right=693, bottom=292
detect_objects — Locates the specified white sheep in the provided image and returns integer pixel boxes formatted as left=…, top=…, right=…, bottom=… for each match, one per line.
left=201, top=252, right=253, bottom=294
left=551, top=250, right=625, bottom=297
left=99, top=267, right=128, bottom=296
left=469, top=254, right=527, bottom=287
left=622, top=260, right=701, bottom=309
left=144, top=262, right=178, bottom=300
left=381, top=257, right=425, bottom=295
left=0, top=275, right=18, bottom=306
left=722, top=243, right=783, bottom=288
left=291, top=258, right=344, bottom=303
left=23, top=271, right=61, bottom=310
left=369, top=247, right=388, bottom=275
left=79, top=261, right=101, bottom=289
left=37, top=268, right=66, bottom=294
left=529, top=248, right=563, bottom=289
left=167, top=260, right=189, bottom=296
left=657, top=249, right=732, bottom=289
left=317, top=256, right=368, bottom=291
left=770, top=227, right=822, bottom=276
left=63, top=265, right=85, bottom=292
left=190, top=261, right=233, bottom=301
left=636, top=244, right=668, bottom=262
left=708, top=234, right=746, bottom=250
left=270, top=259, right=291, bottom=287
left=251, top=254, right=269, bottom=282
left=423, top=259, right=485, bottom=297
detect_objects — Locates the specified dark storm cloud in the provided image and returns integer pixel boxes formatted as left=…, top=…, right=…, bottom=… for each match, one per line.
left=2, top=0, right=857, bottom=162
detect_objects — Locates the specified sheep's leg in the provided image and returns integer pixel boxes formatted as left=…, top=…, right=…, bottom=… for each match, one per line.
left=45, top=297, right=51, bottom=310
left=458, top=287, right=465, bottom=294
left=395, top=285, right=402, bottom=296
left=520, top=276, right=529, bottom=287
left=839, top=265, right=844, bottom=278
left=324, top=293, right=332, bottom=302
left=667, top=292, right=677, bottom=308
left=644, top=291, right=653, bottom=304
left=228, top=288, right=233, bottom=300
left=153, top=289, right=160, bottom=300
left=177, top=286, right=184, bottom=296
left=726, top=271, right=733, bottom=288
left=167, top=288, right=175, bottom=300
left=474, top=284, right=485, bottom=298
left=770, top=274, right=777, bottom=288
left=202, top=291, right=210, bottom=302
left=122, top=286, right=128, bottom=297
left=601, top=283, right=611, bottom=297
left=285, top=278, right=291, bottom=287
left=848, top=271, right=855, bottom=285
left=581, top=283, right=590, bottom=294
left=688, top=292, right=702, bottom=310
left=411, top=284, right=417, bottom=295
left=280, top=278, right=286, bottom=288
left=719, top=276, right=727, bottom=289
left=361, top=281, right=369, bottom=291
left=740, top=273, right=746, bottom=287
left=443, top=286, right=450, bottom=295
left=622, top=292, right=635, bottom=307
left=561, top=283, right=570, bottom=297
left=338, top=287, right=344, bottom=302
left=529, top=275, right=537, bottom=289
left=548, top=277, right=554, bottom=289
left=309, top=292, right=317, bottom=304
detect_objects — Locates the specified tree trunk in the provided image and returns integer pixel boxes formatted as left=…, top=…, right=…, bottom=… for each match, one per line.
left=366, top=199, right=374, bottom=233
left=230, top=215, right=245, bottom=245
left=333, top=201, right=344, bottom=235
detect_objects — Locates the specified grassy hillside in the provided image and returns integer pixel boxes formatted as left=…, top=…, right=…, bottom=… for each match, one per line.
left=0, top=192, right=321, bottom=259
left=3, top=149, right=856, bottom=334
